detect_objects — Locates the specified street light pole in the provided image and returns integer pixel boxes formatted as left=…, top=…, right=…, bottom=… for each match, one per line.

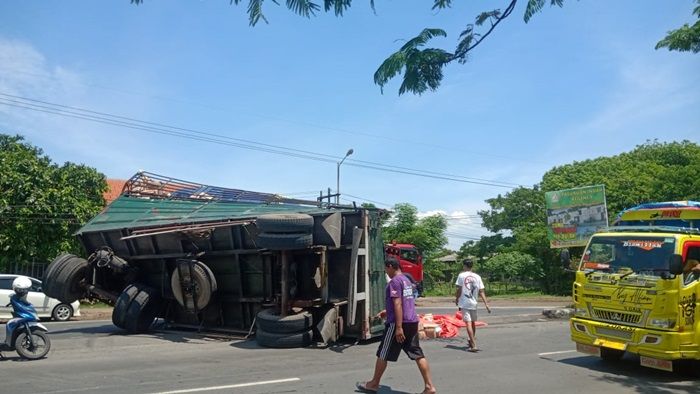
left=336, top=148, right=354, bottom=204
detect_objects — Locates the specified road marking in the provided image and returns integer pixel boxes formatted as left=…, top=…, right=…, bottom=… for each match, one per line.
left=416, top=306, right=560, bottom=310
left=150, top=377, right=301, bottom=394
left=538, top=350, right=576, bottom=356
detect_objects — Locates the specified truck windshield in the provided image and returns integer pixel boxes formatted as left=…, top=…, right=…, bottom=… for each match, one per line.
left=581, top=236, right=676, bottom=276
left=400, top=249, right=419, bottom=263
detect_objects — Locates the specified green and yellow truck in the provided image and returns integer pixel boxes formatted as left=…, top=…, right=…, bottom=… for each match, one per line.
left=568, top=201, right=700, bottom=372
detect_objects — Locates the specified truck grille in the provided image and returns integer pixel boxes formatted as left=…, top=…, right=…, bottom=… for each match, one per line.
left=595, top=326, right=634, bottom=340
left=592, top=308, right=641, bottom=325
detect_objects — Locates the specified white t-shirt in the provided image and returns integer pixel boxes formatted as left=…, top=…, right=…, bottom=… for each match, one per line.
left=455, top=271, right=484, bottom=310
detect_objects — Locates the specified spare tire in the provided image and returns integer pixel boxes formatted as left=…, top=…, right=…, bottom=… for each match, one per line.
left=43, top=254, right=88, bottom=303
left=123, top=285, right=161, bottom=334
left=256, top=328, right=313, bottom=348
left=256, top=232, right=313, bottom=250
left=256, top=309, right=313, bottom=334
left=171, top=261, right=216, bottom=309
left=256, top=213, right=314, bottom=233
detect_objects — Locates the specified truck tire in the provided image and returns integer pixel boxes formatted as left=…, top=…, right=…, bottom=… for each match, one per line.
left=43, top=254, right=88, bottom=303
left=257, top=232, right=313, bottom=250
left=256, top=213, right=314, bottom=233
left=256, top=309, right=313, bottom=334
left=112, top=284, right=140, bottom=329
left=255, top=328, right=313, bottom=348
left=123, top=285, right=161, bottom=333
left=171, top=262, right=216, bottom=309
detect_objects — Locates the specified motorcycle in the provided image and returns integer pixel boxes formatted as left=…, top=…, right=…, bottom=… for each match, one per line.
left=1, top=293, right=51, bottom=360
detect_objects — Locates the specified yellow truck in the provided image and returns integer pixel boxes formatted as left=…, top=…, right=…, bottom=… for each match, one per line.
left=567, top=201, right=700, bottom=373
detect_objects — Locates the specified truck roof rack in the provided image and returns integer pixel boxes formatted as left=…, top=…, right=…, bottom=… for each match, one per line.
left=122, top=171, right=319, bottom=206
left=607, top=225, right=700, bottom=235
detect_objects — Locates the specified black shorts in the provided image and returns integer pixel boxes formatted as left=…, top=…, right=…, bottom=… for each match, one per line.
left=376, top=322, right=425, bottom=362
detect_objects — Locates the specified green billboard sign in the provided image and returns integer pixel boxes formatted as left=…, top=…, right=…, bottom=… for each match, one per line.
left=545, top=185, right=608, bottom=249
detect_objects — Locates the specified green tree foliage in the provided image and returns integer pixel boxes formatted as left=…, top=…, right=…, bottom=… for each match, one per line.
left=0, top=134, right=107, bottom=271
left=480, top=251, right=544, bottom=285
left=132, top=1, right=697, bottom=95
left=382, top=203, right=447, bottom=258
left=656, top=0, right=700, bottom=53
left=466, top=140, right=700, bottom=295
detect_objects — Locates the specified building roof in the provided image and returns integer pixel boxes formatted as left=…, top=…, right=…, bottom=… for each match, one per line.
left=104, top=179, right=127, bottom=204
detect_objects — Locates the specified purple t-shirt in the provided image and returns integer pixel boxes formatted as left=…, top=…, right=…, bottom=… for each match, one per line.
left=385, top=274, right=418, bottom=324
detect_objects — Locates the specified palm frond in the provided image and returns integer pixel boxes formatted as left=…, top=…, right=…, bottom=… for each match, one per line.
left=323, top=0, right=352, bottom=16
left=432, top=0, right=452, bottom=10
left=287, top=0, right=320, bottom=18
left=374, top=52, right=407, bottom=94
left=476, top=10, right=501, bottom=26
left=247, top=0, right=268, bottom=26
left=524, top=0, right=566, bottom=23
left=400, top=28, right=447, bottom=52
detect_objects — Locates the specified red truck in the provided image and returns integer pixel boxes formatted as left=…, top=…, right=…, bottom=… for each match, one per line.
left=384, top=242, right=424, bottom=296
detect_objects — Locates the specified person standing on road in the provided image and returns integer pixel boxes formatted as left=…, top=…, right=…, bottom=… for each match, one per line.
left=455, top=258, right=491, bottom=352
left=357, top=256, right=437, bottom=394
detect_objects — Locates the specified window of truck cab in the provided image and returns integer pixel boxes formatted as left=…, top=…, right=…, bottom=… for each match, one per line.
left=581, top=236, right=675, bottom=276
left=399, top=248, right=419, bottom=263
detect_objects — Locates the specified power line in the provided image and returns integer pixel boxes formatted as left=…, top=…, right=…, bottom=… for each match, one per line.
left=5, top=70, right=546, bottom=166
left=0, top=93, right=521, bottom=189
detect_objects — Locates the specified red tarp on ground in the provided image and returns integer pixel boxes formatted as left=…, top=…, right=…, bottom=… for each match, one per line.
left=420, top=313, right=487, bottom=338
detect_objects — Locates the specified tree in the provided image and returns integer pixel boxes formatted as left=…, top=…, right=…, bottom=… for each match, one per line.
left=131, top=0, right=699, bottom=95
left=480, top=251, right=544, bottom=291
left=382, top=203, right=447, bottom=258
left=0, top=134, right=107, bottom=272
left=656, top=0, right=700, bottom=53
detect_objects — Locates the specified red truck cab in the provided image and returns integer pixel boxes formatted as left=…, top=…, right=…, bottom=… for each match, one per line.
left=385, top=242, right=423, bottom=295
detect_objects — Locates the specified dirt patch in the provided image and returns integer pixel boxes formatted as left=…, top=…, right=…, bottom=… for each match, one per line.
left=76, top=307, right=113, bottom=321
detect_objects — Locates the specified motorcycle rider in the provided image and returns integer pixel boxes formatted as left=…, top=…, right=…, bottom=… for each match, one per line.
left=4, top=276, right=39, bottom=348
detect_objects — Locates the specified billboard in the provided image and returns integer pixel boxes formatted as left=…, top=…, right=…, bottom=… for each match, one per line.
left=545, top=185, right=608, bottom=249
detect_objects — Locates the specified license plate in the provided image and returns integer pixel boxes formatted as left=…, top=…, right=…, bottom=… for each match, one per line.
left=576, top=343, right=601, bottom=356
left=640, top=356, right=673, bottom=372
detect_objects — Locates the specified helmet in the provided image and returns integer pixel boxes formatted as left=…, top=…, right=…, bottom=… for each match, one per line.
left=12, top=276, right=32, bottom=297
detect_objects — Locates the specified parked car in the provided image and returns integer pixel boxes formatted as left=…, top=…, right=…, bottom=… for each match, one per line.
left=0, top=274, right=80, bottom=321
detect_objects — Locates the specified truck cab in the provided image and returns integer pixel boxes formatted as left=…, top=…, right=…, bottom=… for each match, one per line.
left=385, top=242, right=423, bottom=295
left=570, top=201, right=700, bottom=372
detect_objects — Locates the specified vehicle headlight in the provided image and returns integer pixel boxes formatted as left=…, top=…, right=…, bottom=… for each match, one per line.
left=649, top=319, right=676, bottom=329
left=575, top=307, right=588, bottom=317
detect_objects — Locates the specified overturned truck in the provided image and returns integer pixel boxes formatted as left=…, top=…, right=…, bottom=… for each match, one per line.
left=44, top=172, right=387, bottom=347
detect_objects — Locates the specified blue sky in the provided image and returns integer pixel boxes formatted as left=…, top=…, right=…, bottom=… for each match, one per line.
left=1, top=1, right=698, bottom=249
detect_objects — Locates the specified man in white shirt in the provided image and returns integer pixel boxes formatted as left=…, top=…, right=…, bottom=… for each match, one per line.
left=455, top=259, right=491, bottom=352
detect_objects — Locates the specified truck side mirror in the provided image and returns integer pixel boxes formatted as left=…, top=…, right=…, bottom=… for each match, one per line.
left=668, top=254, right=683, bottom=276
left=560, top=249, right=571, bottom=269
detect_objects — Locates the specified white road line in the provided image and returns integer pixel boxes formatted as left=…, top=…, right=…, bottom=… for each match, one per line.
left=416, top=306, right=557, bottom=310
left=150, top=378, right=301, bottom=394
left=538, top=350, right=576, bottom=356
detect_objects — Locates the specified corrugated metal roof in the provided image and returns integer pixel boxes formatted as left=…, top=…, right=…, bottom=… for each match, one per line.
left=77, top=195, right=353, bottom=234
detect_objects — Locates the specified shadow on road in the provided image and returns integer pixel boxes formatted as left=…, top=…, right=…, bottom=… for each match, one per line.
left=554, top=354, right=698, bottom=392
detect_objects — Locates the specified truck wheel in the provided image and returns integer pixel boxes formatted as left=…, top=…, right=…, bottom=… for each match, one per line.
left=600, top=347, right=624, bottom=361
left=256, top=213, right=314, bottom=233
left=43, top=254, right=88, bottom=303
left=112, top=284, right=140, bottom=329
left=256, top=232, right=313, bottom=250
left=255, top=328, right=313, bottom=348
left=123, top=285, right=161, bottom=333
left=256, top=309, right=313, bottom=334
left=171, top=262, right=216, bottom=309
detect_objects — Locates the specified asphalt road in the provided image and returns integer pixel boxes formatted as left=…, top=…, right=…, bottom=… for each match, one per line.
left=2, top=317, right=697, bottom=393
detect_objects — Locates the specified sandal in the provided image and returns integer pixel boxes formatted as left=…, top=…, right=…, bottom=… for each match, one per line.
left=356, top=381, right=378, bottom=393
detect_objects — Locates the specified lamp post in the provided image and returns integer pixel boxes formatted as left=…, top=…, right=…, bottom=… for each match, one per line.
left=336, top=148, right=354, bottom=204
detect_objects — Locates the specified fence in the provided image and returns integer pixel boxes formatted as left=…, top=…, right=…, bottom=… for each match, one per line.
left=5, top=261, right=48, bottom=279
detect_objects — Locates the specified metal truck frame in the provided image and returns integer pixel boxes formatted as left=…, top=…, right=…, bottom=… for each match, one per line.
left=43, top=172, right=387, bottom=348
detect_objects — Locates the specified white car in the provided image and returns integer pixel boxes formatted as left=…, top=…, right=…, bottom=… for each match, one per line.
left=0, top=274, right=81, bottom=321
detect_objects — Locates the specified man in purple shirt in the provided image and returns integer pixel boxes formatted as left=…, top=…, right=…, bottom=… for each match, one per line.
left=357, top=256, right=436, bottom=394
